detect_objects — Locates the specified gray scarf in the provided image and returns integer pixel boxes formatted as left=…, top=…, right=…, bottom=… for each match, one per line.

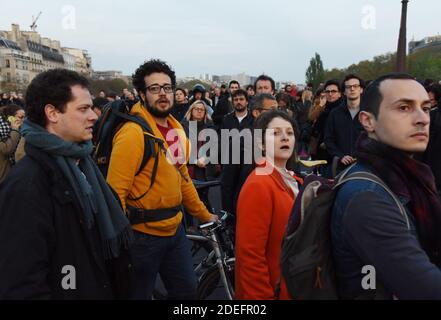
left=21, top=120, right=133, bottom=260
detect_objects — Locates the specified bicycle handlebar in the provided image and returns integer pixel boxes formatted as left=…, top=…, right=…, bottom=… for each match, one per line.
left=192, top=179, right=221, bottom=190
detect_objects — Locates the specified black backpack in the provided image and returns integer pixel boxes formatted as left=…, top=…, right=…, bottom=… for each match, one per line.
left=280, top=167, right=410, bottom=300
left=93, top=100, right=166, bottom=200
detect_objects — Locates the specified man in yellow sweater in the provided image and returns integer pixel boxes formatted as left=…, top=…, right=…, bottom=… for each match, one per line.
left=106, top=59, right=218, bottom=299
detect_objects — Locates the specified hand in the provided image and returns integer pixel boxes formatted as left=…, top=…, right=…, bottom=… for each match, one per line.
left=8, top=116, right=20, bottom=130
left=196, top=157, right=206, bottom=168
left=11, top=119, right=21, bottom=130
left=206, top=214, right=220, bottom=223
left=340, top=155, right=356, bottom=166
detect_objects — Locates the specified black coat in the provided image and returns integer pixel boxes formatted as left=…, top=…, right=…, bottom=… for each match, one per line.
left=212, top=96, right=233, bottom=127
left=311, top=97, right=344, bottom=161
left=171, top=103, right=190, bottom=122
left=0, top=144, right=130, bottom=299
left=324, top=104, right=364, bottom=159
left=219, top=111, right=254, bottom=215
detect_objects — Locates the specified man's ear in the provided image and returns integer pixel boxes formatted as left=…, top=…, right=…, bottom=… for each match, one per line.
left=359, top=111, right=376, bottom=133
left=139, top=91, right=146, bottom=103
left=252, top=109, right=260, bottom=119
left=44, top=104, right=60, bottom=124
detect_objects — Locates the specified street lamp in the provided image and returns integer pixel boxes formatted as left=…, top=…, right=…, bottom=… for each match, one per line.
left=396, top=0, right=409, bottom=72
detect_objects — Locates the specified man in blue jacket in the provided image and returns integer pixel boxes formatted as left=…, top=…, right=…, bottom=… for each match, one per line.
left=331, top=73, right=441, bottom=299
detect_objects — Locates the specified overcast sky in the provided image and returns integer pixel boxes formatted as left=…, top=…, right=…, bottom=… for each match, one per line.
left=1, top=0, right=440, bottom=83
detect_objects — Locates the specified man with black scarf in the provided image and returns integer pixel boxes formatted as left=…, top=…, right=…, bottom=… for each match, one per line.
left=331, top=73, right=441, bottom=299
left=0, top=69, right=133, bottom=299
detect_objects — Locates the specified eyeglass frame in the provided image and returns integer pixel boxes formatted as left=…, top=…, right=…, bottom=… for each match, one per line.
left=324, top=89, right=340, bottom=94
left=344, top=84, right=361, bottom=90
left=145, top=83, right=175, bottom=94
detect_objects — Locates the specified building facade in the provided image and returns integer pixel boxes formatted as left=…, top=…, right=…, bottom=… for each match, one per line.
left=0, top=24, right=91, bottom=91
left=409, top=35, right=441, bottom=54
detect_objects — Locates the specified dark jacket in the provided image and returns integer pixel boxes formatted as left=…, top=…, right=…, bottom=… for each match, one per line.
left=331, top=162, right=441, bottom=299
left=212, top=95, right=233, bottom=128
left=181, top=119, right=218, bottom=181
left=324, top=103, right=364, bottom=159
left=171, top=102, right=190, bottom=122
left=219, top=111, right=254, bottom=215
left=423, top=107, right=441, bottom=192
left=312, top=97, right=344, bottom=161
left=0, top=144, right=130, bottom=299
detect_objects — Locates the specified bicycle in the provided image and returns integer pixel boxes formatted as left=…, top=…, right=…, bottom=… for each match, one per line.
left=152, top=179, right=235, bottom=300
left=188, top=210, right=235, bottom=300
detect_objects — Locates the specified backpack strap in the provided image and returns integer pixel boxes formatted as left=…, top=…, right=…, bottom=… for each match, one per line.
left=112, top=110, right=164, bottom=200
left=335, top=171, right=411, bottom=230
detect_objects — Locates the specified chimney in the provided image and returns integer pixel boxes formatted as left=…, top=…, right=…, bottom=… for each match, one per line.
left=11, top=24, right=20, bottom=42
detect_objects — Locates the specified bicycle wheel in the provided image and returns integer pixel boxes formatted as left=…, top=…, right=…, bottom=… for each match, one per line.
left=197, top=261, right=235, bottom=300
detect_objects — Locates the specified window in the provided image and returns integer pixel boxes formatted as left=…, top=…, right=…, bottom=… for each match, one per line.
left=6, top=59, right=10, bottom=68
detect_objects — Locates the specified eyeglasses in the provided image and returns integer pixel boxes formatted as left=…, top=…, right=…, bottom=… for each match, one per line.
left=193, top=108, right=205, bottom=112
left=324, top=90, right=339, bottom=94
left=146, top=84, right=174, bottom=94
left=345, top=84, right=361, bottom=90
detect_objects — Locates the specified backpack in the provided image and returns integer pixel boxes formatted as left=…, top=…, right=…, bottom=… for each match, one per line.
left=280, top=166, right=410, bottom=300
left=93, top=100, right=166, bottom=201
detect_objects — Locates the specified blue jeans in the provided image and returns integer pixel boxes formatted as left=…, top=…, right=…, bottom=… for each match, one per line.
left=129, top=224, right=197, bottom=300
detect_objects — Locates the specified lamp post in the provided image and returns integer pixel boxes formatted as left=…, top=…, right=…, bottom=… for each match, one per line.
left=396, top=0, right=409, bottom=72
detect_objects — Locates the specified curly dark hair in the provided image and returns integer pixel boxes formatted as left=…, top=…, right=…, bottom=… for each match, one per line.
left=26, top=69, right=89, bottom=127
left=132, top=59, right=176, bottom=95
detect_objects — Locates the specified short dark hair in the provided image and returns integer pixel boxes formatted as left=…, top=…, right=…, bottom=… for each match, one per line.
left=254, top=74, right=275, bottom=92
left=428, top=83, right=441, bottom=102
left=276, top=93, right=292, bottom=109
left=250, top=93, right=276, bottom=112
left=93, top=97, right=108, bottom=109
left=26, top=69, right=89, bottom=127
left=107, top=91, right=117, bottom=99
left=360, top=73, right=416, bottom=118
left=229, top=80, right=240, bottom=89
left=231, top=89, right=249, bottom=101
left=341, top=74, right=365, bottom=91
left=246, top=84, right=254, bottom=91
left=324, top=79, right=341, bottom=91
left=132, top=59, right=176, bottom=95
left=175, top=87, right=186, bottom=96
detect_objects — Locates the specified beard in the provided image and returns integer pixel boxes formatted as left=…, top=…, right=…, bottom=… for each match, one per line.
left=144, top=99, right=172, bottom=118
left=234, top=104, right=247, bottom=113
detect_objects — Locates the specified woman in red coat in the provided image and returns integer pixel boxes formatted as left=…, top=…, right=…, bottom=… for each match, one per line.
left=235, top=110, right=302, bottom=300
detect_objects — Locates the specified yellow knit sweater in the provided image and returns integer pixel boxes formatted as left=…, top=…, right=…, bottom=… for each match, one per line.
left=106, top=102, right=212, bottom=236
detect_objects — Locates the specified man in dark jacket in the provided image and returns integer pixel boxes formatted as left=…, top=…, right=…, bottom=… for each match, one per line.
left=324, top=74, right=365, bottom=176
left=0, top=69, right=132, bottom=299
left=219, top=89, right=253, bottom=215
left=311, top=79, right=344, bottom=175
left=331, top=73, right=441, bottom=299
left=212, top=80, right=240, bottom=128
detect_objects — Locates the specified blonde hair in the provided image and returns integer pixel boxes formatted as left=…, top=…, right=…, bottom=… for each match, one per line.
left=301, top=90, right=313, bottom=103
left=184, top=100, right=212, bottom=123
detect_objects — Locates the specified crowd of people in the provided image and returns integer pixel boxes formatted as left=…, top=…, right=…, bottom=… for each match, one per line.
left=0, top=59, right=441, bottom=300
